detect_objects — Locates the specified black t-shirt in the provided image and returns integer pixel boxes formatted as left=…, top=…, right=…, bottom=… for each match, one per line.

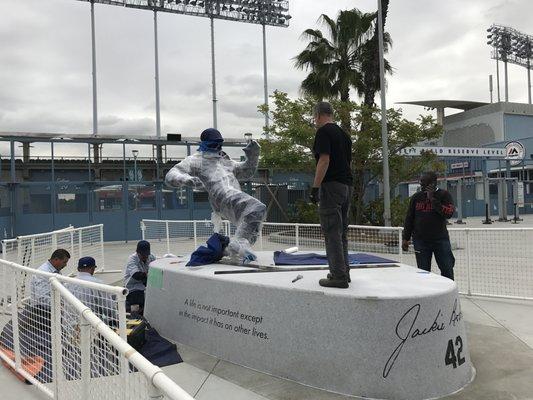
left=312, top=123, right=353, bottom=185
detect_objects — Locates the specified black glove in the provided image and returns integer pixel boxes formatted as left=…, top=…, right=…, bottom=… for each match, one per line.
left=310, top=187, right=320, bottom=204
left=132, top=271, right=148, bottom=285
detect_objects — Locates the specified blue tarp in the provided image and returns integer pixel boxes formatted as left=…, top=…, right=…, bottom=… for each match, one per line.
left=273, top=252, right=395, bottom=266
left=187, top=233, right=230, bottom=267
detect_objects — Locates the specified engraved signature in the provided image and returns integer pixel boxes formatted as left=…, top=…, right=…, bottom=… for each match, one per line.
left=382, top=303, right=447, bottom=378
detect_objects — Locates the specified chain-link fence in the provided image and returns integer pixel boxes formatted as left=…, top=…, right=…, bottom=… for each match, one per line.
left=141, top=219, right=533, bottom=300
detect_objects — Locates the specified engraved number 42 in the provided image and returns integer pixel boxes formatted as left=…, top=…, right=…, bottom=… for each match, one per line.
left=445, top=336, right=466, bottom=368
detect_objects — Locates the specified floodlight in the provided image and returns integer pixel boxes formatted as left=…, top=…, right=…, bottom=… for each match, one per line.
left=487, top=23, right=533, bottom=68
left=75, top=0, right=291, bottom=27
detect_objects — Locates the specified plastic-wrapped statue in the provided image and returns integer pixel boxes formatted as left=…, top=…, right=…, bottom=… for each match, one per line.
left=165, top=128, right=266, bottom=262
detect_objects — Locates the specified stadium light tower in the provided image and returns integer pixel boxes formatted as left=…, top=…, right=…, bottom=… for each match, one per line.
left=76, top=0, right=291, bottom=137
left=487, top=24, right=533, bottom=104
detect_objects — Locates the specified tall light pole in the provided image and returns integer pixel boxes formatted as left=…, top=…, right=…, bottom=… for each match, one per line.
left=527, top=59, right=531, bottom=104
left=153, top=9, right=161, bottom=138
left=489, top=74, right=493, bottom=103
left=90, top=0, right=98, bottom=135
left=496, top=49, right=501, bottom=101
left=377, top=0, right=391, bottom=227
left=132, top=149, right=139, bottom=182
left=504, top=57, right=509, bottom=102
left=210, top=16, right=218, bottom=129
left=262, top=23, right=269, bottom=138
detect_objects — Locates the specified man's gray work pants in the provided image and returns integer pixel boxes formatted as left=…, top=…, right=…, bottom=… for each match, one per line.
left=318, top=181, right=351, bottom=280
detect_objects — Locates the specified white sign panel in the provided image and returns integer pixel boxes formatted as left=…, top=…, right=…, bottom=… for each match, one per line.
left=408, top=183, right=419, bottom=197
left=505, top=141, right=525, bottom=166
left=400, top=146, right=506, bottom=158
left=451, top=161, right=469, bottom=170
left=517, top=182, right=525, bottom=207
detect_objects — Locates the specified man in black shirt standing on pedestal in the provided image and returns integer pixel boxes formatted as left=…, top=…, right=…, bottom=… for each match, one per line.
left=310, top=102, right=353, bottom=288
left=402, top=172, right=456, bottom=280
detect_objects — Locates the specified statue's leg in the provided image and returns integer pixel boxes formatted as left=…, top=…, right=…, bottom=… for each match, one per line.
left=209, top=186, right=266, bottom=263
left=225, top=195, right=266, bottom=262
left=211, top=212, right=223, bottom=234
left=234, top=198, right=266, bottom=245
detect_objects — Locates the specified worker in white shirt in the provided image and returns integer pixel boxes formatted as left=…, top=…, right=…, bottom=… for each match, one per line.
left=17, top=249, right=70, bottom=365
left=30, top=249, right=71, bottom=307
left=124, top=240, right=155, bottom=314
left=68, top=256, right=117, bottom=325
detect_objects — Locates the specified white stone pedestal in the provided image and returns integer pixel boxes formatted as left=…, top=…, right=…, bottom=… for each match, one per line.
left=145, top=252, right=474, bottom=400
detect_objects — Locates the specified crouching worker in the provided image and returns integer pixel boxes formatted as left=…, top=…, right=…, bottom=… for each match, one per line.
left=124, top=240, right=155, bottom=314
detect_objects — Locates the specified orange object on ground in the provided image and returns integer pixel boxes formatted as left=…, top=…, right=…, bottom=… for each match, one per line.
left=0, top=346, right=45, bottom=384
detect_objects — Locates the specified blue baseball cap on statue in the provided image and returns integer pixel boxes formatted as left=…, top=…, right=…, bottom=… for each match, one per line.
left=78, top=256, right=96, bottom=270
left=200, top=128, right=223, bottom=142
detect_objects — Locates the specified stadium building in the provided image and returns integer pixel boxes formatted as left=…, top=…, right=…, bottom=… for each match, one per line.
left=398, top=100, right=533, bottom=219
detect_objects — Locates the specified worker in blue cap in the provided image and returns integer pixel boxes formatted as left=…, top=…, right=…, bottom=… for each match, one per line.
left=165, top=128, right=266, bottom=263
left=67, top=256, right=116, bottom=322
left=123, top=240, right=155, bottom=313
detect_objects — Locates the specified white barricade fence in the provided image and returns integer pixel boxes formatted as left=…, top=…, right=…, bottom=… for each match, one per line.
left=49, top=279, right=194, bottom=400
left=141, top=219, right=232, bottom=256
left=0, top=259, right=127, bottom=395
left=141, top=219, right=533, bottom=300
left=0, top=259, right=193, bottom=400
left=1, top=238, right=18, bottom=263
left=449, top=228, right=533, bottom=299
left=1, top=225, right=105, bottom=277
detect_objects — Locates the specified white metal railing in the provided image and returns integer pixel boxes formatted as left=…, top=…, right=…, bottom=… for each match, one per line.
left=50, top=278, right=194, bottom=400
left=0, top=259, right=193, bottom=400
left=0, top=259, right=126, bottom=397
left=141, top=219, right=533, bottom=300
left=2, top=224, right=106, bottom=277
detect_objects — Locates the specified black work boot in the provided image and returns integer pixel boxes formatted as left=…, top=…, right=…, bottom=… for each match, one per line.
left=319, top=276, right=349, bottom=289
left=328, top=269, right=351, bottom=283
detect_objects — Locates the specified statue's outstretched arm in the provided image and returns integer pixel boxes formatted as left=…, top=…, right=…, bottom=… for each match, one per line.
left=233, top=140, right=260, bottom=180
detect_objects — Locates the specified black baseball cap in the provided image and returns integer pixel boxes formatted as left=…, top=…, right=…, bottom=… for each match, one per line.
left=78, top=256, right=96, bottom=270
left=136, top=240, right=151, bottom=257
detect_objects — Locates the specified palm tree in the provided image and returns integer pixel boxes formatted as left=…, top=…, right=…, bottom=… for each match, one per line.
left=294, top=9, right=373, bottom=131
left=295, top=4, right=393, bottom=224
left=294, top=7, right=392, bottom=130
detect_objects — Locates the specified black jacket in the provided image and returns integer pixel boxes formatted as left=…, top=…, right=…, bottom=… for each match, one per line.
left=403, top=189, right=455, bottom=241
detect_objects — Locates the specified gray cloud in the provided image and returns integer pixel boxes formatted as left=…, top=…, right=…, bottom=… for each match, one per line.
left=0, top=0, right=532, bottom=140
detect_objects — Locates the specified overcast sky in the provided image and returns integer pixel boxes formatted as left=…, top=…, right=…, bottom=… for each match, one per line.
left=0, top=0, right=532, bottom=157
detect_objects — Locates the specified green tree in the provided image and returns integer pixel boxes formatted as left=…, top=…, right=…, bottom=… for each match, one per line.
left=259, top=92, right=444, bottom=224
left=294, top=7, right=392, bottom=131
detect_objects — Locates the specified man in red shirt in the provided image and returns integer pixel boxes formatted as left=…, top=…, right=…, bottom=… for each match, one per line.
left=402, top=172, right=456, bottom=280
